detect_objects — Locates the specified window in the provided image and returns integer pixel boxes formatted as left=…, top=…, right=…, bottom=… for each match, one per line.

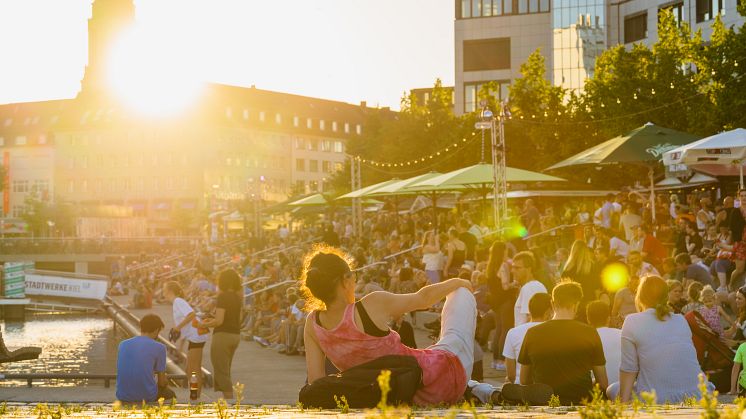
left=4, top=118, right=11, bottom=127
left=334, top=162, right=344, bottom=172
left=309, top=160, right=319, bottom=172
left=15, top=136, right=27, bottom=146
left=659, top=2, right=683, bottom=25
left=152, top=178, right=159, bottom=191
left=459, top=0, right=543, bottom=17
left=68, top=180, right=75, bottom=194
left=333, top=141, right=344, bottom=153
left=259, top=111, right=265, bottom=122
left=0, top=137, right=4, bottom=146
left=624, top=13, right=648, bottom=43
left=243, top=108, right=249, bottom=119
left=293, top=116, right=299, bottom=127
left=356, top=124, right=362, bottom=135
left=319, top=120, right=326, bottom=130
left=344, top=123, right=350, bottom=134
left=296, top=159, right=305, bottom=171
left=38, top=134, right=47, bottom=145
left=463, top=38, right=511, bottom=71
left=307, top=139, right=317, bottom=151
left=12, top=180, right=29, bottom=193
left=295, top=180, right=305, bottom=192
left=309, top=180, right=319, bottom=192
left=320, top=140, right=332, bottom=152
left=225, top=107, right=232, bottom=118
left=696, top=0, right=723, bottom=22
left=275, top=113, right=282, bottom=124
left=322, top=161, right=332, bottom=173
left=332, top=121, right=338, bottom=132
left=82, top=180, right=88, bottom=193
left=461, top=0, right=472, bottom=18
left=295, top=137, right=306, bottom=149
left=307, top=118, right=313, bottom=129
left=123, top=178, right=131, bottom=192
left=463, top=80, right=510, bottom=113
left=80, top=156, right=88, bottom=169
left=12, top=205, right=25, bottom=218
left=32, top=180, right=49, bottom=194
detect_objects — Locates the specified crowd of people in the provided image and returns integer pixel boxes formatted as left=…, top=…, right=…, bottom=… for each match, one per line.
left=113, top=186, right=746, bottom=406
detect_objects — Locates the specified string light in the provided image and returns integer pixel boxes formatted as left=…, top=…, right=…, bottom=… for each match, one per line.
left=351, top=128, right=482, bottom=168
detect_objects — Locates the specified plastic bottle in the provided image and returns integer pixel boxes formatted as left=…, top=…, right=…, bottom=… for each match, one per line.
left=189, top=372, right=199, bottom=400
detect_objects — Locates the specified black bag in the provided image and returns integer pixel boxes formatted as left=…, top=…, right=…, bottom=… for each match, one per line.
left=299, top=355, right=422, bottom=409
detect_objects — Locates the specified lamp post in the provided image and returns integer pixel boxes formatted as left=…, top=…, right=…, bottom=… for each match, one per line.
left=476, top=101, right=508, bottom=237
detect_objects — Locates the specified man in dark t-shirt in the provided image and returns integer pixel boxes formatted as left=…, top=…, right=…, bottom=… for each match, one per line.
left=518, top=282, right=607, bottom=405
left=458, top=219, right=478, bottom=265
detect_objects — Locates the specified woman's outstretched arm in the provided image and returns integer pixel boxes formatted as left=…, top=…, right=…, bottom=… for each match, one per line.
left=362, top=278, right=472, bottom=319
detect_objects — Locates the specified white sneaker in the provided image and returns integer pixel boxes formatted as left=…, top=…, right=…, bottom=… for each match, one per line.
left=492, top=361, right=506, bottom=371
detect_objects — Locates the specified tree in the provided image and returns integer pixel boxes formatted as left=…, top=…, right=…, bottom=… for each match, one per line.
left=329, top=79, right=475, bottom=191
left=502, top=49, right=586, bottom=172
left=20, top=195, right=77, bottom=237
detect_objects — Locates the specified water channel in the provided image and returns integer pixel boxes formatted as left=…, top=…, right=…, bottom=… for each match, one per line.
left=1, top=314, right=121, bottom=387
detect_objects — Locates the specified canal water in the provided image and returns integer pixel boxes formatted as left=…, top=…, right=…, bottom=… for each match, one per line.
left=1, top=314, right=121, bottom=387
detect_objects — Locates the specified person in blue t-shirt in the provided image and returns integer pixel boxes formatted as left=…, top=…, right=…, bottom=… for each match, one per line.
left=116, top=314, right=176, bottom=403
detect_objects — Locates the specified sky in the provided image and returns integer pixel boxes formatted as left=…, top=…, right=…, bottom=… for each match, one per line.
left=0, top=0, right=455, bottom=110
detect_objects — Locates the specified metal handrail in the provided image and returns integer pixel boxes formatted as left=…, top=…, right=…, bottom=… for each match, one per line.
left=244, top=280, right=295, bottom=298
left=242, top=276, right=270, bottom=287
left=521, top=223, right=578, bottom=240
left=156, top=267, right=196, bottom=279
left=383, top=245, right=422, bottom=260
left=0, top=373, right=190, bottom=388
left=352, top=261, right=387, bottom=272
left=128, top=254, right=183, bottom=272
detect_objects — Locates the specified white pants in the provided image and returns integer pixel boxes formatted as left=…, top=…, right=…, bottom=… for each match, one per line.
left=429, top=287, right=477, bottom=382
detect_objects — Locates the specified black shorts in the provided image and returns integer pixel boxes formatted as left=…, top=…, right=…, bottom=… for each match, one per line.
left=188, top=341, right=206, bottom=350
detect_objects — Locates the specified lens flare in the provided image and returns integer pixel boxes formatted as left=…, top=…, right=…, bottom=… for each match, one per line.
left=503, top=219, right=529, bottom=240
left=601, top=263, right=629, bottom=293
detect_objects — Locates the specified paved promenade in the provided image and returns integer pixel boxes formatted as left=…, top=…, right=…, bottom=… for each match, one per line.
left=1, top=296, right=502, bottom=404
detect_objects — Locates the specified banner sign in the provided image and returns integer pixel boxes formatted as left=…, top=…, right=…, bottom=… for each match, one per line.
left=3, top=262, right=29, bottom=298
left=24, top=273, right=108, bottom=301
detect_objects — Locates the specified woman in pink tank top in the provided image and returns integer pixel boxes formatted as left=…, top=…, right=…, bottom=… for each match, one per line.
left=301, top=246, right=477, bottom=405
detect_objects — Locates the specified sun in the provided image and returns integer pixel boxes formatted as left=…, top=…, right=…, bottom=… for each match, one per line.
left=107, top=24, right=203, bottom=116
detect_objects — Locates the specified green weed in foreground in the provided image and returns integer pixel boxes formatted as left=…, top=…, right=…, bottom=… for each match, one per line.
left=578, top=385, right=624, bottom=419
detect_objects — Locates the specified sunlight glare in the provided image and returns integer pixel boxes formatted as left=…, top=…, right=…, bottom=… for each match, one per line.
left=107, top=24, right=203, bottom=116
left=601, top=262, right=629, bottom=293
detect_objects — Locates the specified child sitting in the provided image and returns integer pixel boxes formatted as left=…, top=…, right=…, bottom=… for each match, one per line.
left=697, top=285, right=734, bottom=337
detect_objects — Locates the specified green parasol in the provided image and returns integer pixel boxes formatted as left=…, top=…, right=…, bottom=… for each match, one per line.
left=545, top=122, right=701, bottom=220
left=287, top=193, right=329, bottom=207
left=335, top=178, right=402, bottom=200
left=408, top=163, right=565, bottom=190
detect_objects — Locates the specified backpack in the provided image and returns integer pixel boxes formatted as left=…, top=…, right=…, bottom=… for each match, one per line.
left=298, top=355, right=423, bottom=409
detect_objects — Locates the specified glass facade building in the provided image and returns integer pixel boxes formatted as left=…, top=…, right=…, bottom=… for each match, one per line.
left=551, top=0, right=607, bottom=91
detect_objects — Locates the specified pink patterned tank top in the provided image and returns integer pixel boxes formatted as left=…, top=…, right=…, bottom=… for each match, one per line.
left=311, top=304, right=467, bottom=405
left=698, top=305, right=724, bottom=336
